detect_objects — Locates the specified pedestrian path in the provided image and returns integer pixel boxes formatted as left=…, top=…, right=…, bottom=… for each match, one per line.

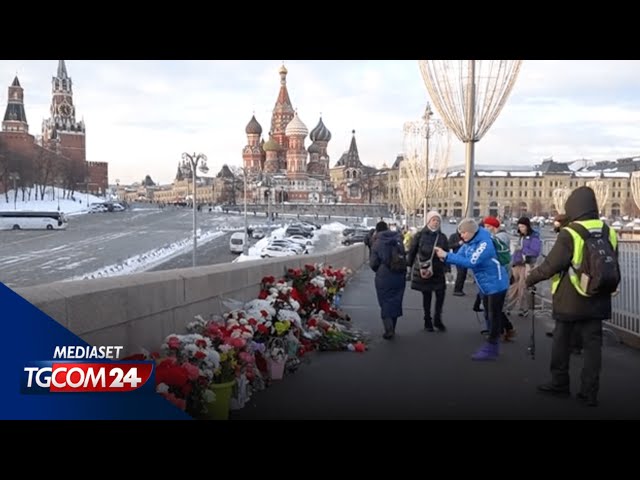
left=231, top=265, right=640, bottom=420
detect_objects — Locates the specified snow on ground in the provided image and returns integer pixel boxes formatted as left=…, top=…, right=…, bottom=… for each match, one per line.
left=64, top=230, right=226, bottom=281
left=234, top=221, right=350, bottom=263
left=0, top=186, right=111, bottom=215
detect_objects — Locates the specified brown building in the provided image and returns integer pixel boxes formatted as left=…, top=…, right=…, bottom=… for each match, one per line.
left=0, top=61, right=108, bottom=196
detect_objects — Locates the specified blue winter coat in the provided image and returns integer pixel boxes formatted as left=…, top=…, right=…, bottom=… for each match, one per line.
left=444, top=227, right=509, bottom=296
left=369, top=230, right=406, bottom=319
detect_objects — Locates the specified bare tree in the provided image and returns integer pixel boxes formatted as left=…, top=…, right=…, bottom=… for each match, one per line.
left=631, top=172, right=640, bottom=218
left=586, top=179, right=610, bottom=216
left=33, top=146, right=58, bottom=200
left=398, top=159, right=423, bottom=226
left=530, top=198, right=544, bottom=217
left=358, top=168, right=385, bottom=203
left=623, top=197, right=640, bottom=217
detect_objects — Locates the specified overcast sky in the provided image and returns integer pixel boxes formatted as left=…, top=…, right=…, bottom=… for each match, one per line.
left=1, top=60, right=639, bottom=185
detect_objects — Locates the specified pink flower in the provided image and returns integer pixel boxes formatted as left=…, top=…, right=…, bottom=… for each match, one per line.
left=167, top=336, right=181, bottom=350
left=183, top=362, right=200, bottom=381
left=227, top=337, right=246, bottom=349
left=239, top=351, right=254, bottom=364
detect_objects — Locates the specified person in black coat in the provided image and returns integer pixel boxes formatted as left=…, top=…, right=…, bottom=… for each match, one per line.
left=407, top=211, right=450, bottom=331
left=369, top=221, right=407, bottom=339
left=526, top=186, right=617, bottom=406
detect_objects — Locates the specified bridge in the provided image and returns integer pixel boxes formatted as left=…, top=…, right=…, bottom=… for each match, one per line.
left=14, top=241, right=640, bottom=420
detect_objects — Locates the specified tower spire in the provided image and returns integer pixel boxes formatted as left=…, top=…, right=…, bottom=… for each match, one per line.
left=2, top=75, right=28, bottom=133
left=57, top=60, right=68, bottom=79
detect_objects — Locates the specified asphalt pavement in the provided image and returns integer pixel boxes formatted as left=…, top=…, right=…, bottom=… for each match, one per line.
left=231, top=265, right=640, bottom=420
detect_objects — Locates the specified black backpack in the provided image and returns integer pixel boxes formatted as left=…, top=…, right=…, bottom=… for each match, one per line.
left=387, top=240, right=408, bottom=273
left=568, top=222, right=621, bottom=296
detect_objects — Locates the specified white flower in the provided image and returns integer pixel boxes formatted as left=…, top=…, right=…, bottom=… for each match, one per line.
left=184, top=344, right=199, bottom=357
left=205, top=349, right=220, bottom=369
left=219, top=344, right=233, bottom=353
left=239, top=318, right=248, bottom=325
left=203, top=389, right=216, bottom=403
left=156, top=383, right=169, bottom=394
left=277, top=309, right=302, bottom=327
left=241, top=331, right=253, bottom=339
left=227, top=319, right=240, bottom=328
left=288, top=299, right=301, bottom=311
left=230, top=329, right=241, bottom=338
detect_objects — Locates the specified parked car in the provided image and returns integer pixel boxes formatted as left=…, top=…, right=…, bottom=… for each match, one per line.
left=251, top=228, right=265, bottom=239
left=260, top=245, right=297, bottom=258
left=286, top=235, right=313, bottom=246
left=342, top=233, right=367, bottom=245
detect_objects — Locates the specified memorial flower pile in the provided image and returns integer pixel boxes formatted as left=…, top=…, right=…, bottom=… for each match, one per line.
left=138, top=262, right=366, bottom=419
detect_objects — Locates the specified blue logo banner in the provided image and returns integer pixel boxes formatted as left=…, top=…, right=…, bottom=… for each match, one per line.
left=0, top=282, right=190, bottom=420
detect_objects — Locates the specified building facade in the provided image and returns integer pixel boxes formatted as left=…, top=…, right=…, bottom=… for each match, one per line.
left=0, top=61, right=108, bottom=196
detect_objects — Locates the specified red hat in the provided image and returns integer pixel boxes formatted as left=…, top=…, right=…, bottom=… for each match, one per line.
left=483, top=216, right=500, bottom=229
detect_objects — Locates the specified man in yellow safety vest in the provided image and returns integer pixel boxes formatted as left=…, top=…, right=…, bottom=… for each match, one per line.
left=525, top=186, right=619, bottom=407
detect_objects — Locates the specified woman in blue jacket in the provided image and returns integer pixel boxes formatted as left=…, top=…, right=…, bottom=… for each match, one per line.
left=434, top=218, right=509, bottom=361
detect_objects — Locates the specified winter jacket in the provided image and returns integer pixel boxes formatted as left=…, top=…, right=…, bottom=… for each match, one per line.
left=512, top=231, right=541, bottom=266
left=444, top=227, right=509, bottom=296
left=407, top=227, right=449, bottom=292
left=526, top=187, right=614, bottom=322
left=448, top=232, right=464, bottom=253
left=369, top=230, right=406, bottom=319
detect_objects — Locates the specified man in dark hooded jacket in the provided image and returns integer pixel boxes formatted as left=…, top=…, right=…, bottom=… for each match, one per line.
left=526, top=186, right=618, bottom=407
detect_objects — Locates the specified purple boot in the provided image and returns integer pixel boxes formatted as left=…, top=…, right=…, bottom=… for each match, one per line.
left=471, top=341, right=499, bottom=361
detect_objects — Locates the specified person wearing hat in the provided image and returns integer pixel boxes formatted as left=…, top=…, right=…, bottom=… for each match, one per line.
left=505, top=216, right=542, bottom=317
left=434, top=218, right=510, bottom=360
left=483, top=216, right=516, bottom=341
left=406, top=210, right=450, bottom=332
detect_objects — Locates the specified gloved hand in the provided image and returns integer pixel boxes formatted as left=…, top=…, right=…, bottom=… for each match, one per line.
left=405, top=270, right=412, bottom=281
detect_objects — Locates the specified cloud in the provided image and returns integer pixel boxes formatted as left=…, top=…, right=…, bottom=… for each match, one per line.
left=1, top=60, right=640, bottom=186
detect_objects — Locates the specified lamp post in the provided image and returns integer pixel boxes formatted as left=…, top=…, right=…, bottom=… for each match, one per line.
left=182, top=152, right=209, bottom=267
left=239, top=167, right=249, bottom=255
left=423, top=103, right=433, bottom=219
left=8, top=172, right=20, bottom=210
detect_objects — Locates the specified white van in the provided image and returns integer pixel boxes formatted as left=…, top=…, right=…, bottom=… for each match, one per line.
left=229, top=232, right=246, bottom=254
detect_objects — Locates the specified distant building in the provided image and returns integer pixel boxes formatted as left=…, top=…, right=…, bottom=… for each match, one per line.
left=0, top=61, right=108, bottom=196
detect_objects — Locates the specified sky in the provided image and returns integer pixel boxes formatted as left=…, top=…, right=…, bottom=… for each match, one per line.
left=2, top=60, right=640, bottom=186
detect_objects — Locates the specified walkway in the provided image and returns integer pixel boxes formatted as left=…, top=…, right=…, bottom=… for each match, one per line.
left=231, top=265, right=640, bottom=420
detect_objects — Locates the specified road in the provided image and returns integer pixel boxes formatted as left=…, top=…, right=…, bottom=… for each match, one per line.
left=0, top=207, right=345, bottom=289
left=0, top=208, right=268, bottom=289
left=0, top=209, right=556, bottom=290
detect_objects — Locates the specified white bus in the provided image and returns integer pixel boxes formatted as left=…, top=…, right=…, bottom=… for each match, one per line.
left=0, top=211, right=68, bottom=230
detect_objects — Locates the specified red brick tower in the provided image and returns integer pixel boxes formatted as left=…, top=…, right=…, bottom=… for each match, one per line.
left=2, top=76, right=29, bottom=134
left=41, top=60, right=86, bottom=165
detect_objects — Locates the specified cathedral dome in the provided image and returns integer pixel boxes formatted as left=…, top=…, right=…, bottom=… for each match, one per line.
left=245, top=115, right=263, bottom=135
left=285, top=112, right=308, bottom=137
left=308, top=142, right=322, bottom=154
left=309, top=117, right=332, bottom=142
left=263, top=135, right=281, bottom=152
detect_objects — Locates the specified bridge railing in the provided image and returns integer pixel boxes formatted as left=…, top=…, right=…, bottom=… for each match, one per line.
left=541, top=238, right=640, bottom=340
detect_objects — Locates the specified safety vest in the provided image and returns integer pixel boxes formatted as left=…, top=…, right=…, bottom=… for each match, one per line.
left=550, top=219, right=618, bottom=296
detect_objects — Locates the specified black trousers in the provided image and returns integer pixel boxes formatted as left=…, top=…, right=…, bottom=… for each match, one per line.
left=485, top=290, right=507, bottom=343
left=550, top=319, right=602, bottom=397
left=482, top=294, right=513, bottom=333
left=454, top=267, right=467, bottom=293
left=422, top=289, right=446, bottom=325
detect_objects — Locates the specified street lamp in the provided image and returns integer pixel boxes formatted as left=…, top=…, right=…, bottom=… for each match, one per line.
left=243, top=169, right=248, bottom=255
left=8, top=172, right=20, bottom=210
left=182, top=152, right=209, bottom=267
left=422, top=103, right=433, bottom=219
